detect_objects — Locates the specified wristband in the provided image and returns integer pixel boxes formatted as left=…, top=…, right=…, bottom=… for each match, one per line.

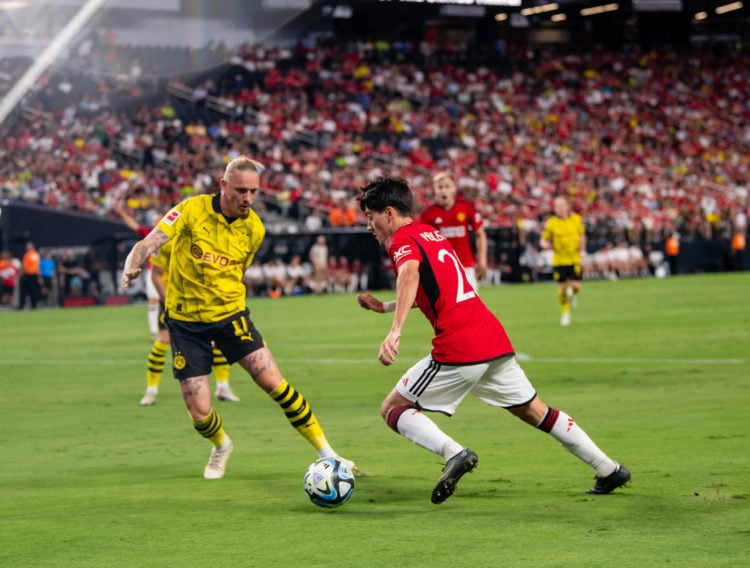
left=383, top=300, right=396, bottom=313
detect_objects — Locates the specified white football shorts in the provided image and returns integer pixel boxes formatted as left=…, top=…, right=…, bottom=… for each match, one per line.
left=463, top=266, right=478, bottom=291
left=396, top=354, right=536, bottom=416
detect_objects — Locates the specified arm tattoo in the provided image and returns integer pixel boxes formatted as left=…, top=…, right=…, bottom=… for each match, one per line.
left=123, top=229, right=170, bottom=273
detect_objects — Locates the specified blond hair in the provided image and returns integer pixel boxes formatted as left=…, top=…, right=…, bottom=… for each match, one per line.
left=224, top=156, right=265, bottom=181
left=432, top=171, right=455, bottom=185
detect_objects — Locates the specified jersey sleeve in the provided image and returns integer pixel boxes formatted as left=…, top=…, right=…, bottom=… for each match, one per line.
left=388, top=231, right=421, bottom=272
left=156, top=198, right=191, bottom=239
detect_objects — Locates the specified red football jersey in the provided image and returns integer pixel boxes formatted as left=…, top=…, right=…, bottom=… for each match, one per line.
left=388, top=222, right=514, bottom=365
left=419, top=197, right=483, bottom=268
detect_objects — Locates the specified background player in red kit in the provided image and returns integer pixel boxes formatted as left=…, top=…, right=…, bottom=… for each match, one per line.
left=419, top=171, right=487, bottom=290
left=356, top=176, right=630, bottom=504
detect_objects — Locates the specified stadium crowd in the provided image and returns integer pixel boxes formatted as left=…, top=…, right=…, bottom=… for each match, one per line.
left=1, top=37, right=748, bottom=283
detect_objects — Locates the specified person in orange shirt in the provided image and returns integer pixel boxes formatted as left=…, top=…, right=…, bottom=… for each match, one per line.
left=730, top=230, right=746, bottom=271
left=665, top=233, right=680, bottom=276
left=20, top=241, right=42, bottom=309
left=328, top=199, right=358, bottom=227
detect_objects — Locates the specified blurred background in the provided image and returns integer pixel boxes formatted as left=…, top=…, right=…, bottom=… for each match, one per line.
left=0, top=0, right=747, bottom=308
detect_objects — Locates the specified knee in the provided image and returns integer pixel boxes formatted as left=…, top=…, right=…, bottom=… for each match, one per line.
left=509, top=396, right=548, bottom=427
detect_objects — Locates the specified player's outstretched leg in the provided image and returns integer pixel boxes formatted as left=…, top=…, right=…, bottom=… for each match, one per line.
left=385, top=405, right=471, bottom=503
left=269, top=379, right=357, bottom=472
left=536, top=405, right=630, bottom=494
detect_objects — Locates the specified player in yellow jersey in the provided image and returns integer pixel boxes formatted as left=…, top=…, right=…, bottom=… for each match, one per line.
left=121, top=156, right=355, bottom=479
left=139, top=238, right=240, bottom=406
left=540, top=196, right=586, bottom=326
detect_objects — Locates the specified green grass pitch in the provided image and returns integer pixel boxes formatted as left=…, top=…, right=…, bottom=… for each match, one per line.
left=1, top=273, right=748, bottom=567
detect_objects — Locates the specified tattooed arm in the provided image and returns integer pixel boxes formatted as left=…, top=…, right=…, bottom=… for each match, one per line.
left=121, top=229, right=170, bottom=290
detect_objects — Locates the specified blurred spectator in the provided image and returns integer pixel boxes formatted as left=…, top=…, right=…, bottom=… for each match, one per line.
left=285, top=255, right=313, bottom=295
left=19, top=241, right=42, bottom=309
left=58, top=249, right=88, bottom=299
left=243, top=260, right=267, bottom=297
left=665, top=233, right=680, bottom=276
left=331, top=256, right=354, bottom=293
left=304, top=208, right=324, bottom=232
left=0, top=251, right=20, bottom=307
left=263, top=258, right=288, bottom=295
left=308, top=235, right=329, bottom=294
left=39, top=250, right=57, bottom=306
left=519, top=244, right=546, bottom=283
left=328, top=199, right=358, bottom=227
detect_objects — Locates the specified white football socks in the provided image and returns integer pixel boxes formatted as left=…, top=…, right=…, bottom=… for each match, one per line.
left=544, top=409, right=617, bottom=477
left=394, top=408, right=462, bottom=460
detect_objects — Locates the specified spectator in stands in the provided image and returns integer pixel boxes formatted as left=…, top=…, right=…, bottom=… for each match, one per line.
left=39, top=250, right=57, bottom=306
left=4, top=37, right=750, bottom=281
left=58, top=249, right=87, bottom=299
left=243, top=260, right=267, bottom=298
left=665, top=233, right=680, bottom=276
left=519, top=244, right=545, bottom=283
left=285, top=255, right=313, bottom=295
left=308, top=235, right=329, bottom=294
left=331, top=256, right=354, bottom=293
left=496, top=252, right=517, bottom=284
left=304, top=207, right=324, bottom=232
left=328, top=199, right=358, bottom=227
left=0, top=251, right=20, bottom=307
left=263, top=258, right=288, bottom=295
left=19, top=241, right=42, bottom=310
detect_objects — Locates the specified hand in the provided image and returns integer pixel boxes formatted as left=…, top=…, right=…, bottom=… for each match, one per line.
left=120, top=267, right=142, bottom=290
left=475, top=261, right=487, bottom=280
left=378, top=330, right=400, bottom=366
left=357, top=293, right=384, bottom=313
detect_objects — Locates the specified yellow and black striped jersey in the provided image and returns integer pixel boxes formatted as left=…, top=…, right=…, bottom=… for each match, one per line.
left=542, top=213, right=585, bottom=266
left=156, top=194, right=265, bottom=323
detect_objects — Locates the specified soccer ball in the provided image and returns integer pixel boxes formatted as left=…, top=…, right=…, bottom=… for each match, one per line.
left=302, top=457, right=355, bottom=508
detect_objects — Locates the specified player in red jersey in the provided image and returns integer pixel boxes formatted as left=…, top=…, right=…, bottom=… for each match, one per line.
left=419, top=171, right=487, bottom=290
left=356, top=176, right=629, bottom=504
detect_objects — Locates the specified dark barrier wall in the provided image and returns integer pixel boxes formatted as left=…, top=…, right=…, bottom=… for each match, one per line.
left=0, top=200, right=133, bottom=257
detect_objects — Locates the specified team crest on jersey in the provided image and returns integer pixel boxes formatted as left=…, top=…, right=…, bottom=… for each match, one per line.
left=163, top=209, right=181, bottom=225
left=392, top=245, right=411, bottom=263
left=457, top=212, right=466, bottom=222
